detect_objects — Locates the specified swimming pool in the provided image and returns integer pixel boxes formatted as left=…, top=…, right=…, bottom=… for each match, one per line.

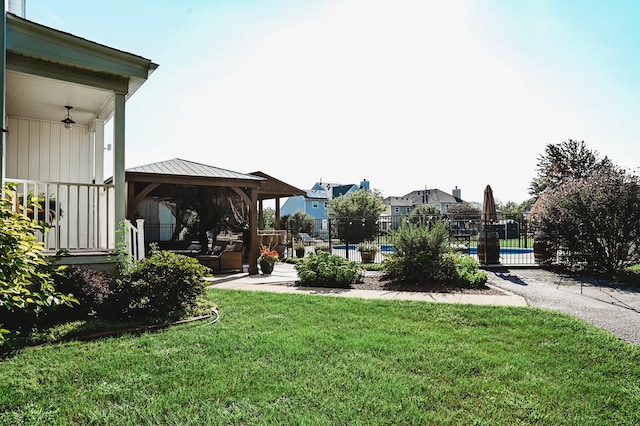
left=469, top=247, right=533, bottom=255
left=331, top=244, right=396, bottom=253
left=326, top=245, right=532, bottom=255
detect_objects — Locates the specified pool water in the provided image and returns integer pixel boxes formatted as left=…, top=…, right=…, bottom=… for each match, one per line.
left=469, top=247, right=533, bottom=255
left=326, top=245, right=532, bottom=255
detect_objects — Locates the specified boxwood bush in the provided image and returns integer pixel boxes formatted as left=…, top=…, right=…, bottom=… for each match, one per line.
left=110, top=250, right=209, bottom=321
left=294, top=252, right=362, bottom=288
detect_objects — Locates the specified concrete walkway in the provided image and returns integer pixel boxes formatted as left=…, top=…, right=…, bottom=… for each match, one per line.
left=486, top=268, right=640, bottom=344
left=205, top=263, right=528, bottom=307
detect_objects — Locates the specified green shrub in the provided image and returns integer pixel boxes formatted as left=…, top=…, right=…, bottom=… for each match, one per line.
left=442, top=252, right=487, bottom=287
left=0, top=185, right=76, bottom=346
left=381, top=220, right=487, bottom=287
left=294, top=252, right=362, bottom=288
left=382, top=220, right=451, bottom=283
left=392, top=219, right=450, bottom=257
left=111, top=250, right=209, bottom=321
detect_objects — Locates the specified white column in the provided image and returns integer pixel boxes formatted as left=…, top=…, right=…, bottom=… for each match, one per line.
left=93, top=119, right=105, bottom=183
left=113, top=92, right=126, bottom=248
left=136, top=218, right=146, bottom=259
left=0, top=6, right=6, bottom=188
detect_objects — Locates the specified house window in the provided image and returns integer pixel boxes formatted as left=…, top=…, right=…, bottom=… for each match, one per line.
left=394, top=207, right=400, bottom=213
left=324, top=202, right=328, bottom=208
left=405, top=207, right=411, bottom=213
left=312, top=201, right=319, bottom=209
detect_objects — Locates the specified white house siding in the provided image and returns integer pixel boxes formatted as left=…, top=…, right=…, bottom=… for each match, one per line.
left=6, top=116, right=93, bottom=183
left=6, top=116, right=109, bottom=251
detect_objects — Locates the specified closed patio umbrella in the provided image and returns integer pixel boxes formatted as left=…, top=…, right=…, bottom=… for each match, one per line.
left=479, top=185, right=500, bottom=264
left=482, top=185, right=498, bottom=225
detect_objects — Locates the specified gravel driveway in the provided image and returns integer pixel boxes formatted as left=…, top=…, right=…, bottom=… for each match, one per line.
left=486, top=268, right=640, bottom=345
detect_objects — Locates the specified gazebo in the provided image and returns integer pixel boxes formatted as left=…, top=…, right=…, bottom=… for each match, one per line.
left=123, top=158, right=304, bottom=274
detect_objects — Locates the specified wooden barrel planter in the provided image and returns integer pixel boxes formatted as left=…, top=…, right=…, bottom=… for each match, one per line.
left=533, top=233, right=551, bottom=264
left=477, top=231, right=500, bottom=265
left=359, top=250, right=377, bottom=263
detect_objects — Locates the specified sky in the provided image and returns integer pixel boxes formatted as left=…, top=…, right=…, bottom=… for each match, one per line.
left=25, top=0, right=640, bottom=205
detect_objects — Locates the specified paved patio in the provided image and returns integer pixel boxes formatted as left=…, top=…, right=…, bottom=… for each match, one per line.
left=205, top=263, right=528, bottom=307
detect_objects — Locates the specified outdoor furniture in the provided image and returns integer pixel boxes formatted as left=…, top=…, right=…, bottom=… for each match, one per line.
left=195, top=240, right=244, bottom=272
left=450, top=234, right=471, bottom=254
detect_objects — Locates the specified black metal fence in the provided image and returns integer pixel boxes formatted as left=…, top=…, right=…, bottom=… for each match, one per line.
left=290, top=214, right=537, bottom=266
left=144, top=213, right=539, bottom=266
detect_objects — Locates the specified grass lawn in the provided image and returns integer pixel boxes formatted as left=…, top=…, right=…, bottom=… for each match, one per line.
left=1, top=289, right=639, bottom=425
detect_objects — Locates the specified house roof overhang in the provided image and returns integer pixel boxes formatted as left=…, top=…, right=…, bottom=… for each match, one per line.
left=249, top=171, right=306, bottom=201
left=5, top=13, right=158, bottom=127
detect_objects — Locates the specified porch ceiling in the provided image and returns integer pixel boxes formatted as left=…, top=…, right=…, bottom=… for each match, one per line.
left=6, top=70, right=114, bottom=127
left=4, top=13, right=157, bottom=129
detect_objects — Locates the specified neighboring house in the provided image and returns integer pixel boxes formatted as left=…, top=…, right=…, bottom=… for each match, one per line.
left=382, top=187, right=473, bottom=233
left=384, top=196, right=414, bottom=217
left=400, top=187, right=466, bottom=215
left=281, top=179, right=371, bottom=220
left=381, top=196, right=414, bottom=233
left=281, top=179, right=371, bottom=239
left=0, top=7, right=157, bottom=266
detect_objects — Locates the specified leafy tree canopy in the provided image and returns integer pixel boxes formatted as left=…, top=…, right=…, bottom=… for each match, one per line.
left=326, top=189, right=386, bottom=243
left=539, top=165, right=640, bottom=274
left=529, top=139, right=613, bottom=198
left=261, top=207, right=275, bottom=230
left=326, top=188, right=386, bottom=219
left=496, top=199, right=534, bottom=216
left=283, top=211, right=316, bottom=236
left=445, top=203, right=480, bottom=218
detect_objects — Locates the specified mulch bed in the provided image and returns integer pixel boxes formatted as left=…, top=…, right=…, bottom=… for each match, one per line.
left=290, top=273, right=505, bottom=295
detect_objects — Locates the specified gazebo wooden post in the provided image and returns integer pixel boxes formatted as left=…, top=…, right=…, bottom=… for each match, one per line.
left=248, top=187, right=259, bottom=275
left=258, top=199, right=264, bottom=229
left=275, top=198, right=281, bottom=229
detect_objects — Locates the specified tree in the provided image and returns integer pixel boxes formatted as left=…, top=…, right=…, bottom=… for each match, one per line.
left=261, top=207, right=275, bottom=230
left=538, top=166, right=640, bottom=275
left=326, top=189, right=386, bottom=243
left=407, top=205, right=441, bottom=226
left=529, top=139, right=613, bottom=198
left=496, top=199, right=533, bottom=216
left=283, top=211, right=316, bottom=236
left=445, top=202, right=480, bottom=218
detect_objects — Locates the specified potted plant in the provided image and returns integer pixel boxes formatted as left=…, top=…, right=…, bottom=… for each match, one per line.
left=294, top=240, right=306, bottom=258
left=314, top=241, right=331, bottom=254
left=257, top=244, right=279, bottom=274
left=16, top=190, right=62, bottom=223
left=357, top=242, right=380, bottom=263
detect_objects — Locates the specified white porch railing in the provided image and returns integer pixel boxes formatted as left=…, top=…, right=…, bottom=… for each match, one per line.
left=8, top=179, right=115, bottom=254
left=124, top=218, right=146, bottom=261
